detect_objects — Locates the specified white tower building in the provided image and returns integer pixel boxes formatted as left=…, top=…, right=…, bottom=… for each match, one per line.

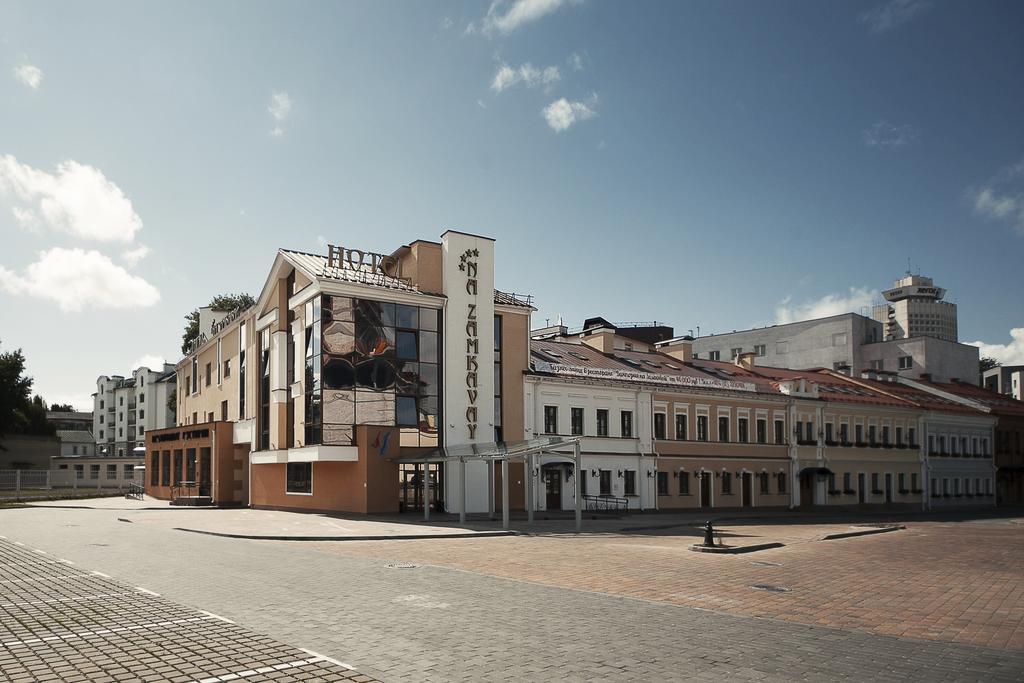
left=872, top=274, right=958, bottom=342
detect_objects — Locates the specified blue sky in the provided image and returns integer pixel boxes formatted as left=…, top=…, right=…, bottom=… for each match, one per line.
left=1, top=0, right=1022, bottom=409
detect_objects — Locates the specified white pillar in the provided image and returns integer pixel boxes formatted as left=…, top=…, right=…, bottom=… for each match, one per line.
left=488, top=460, right=495, bottom=521
left=574, top=442, right=582, bottom=533
left=501, top=458, right=510, bottom=530
left=423, top=464, right=431, bottom=521
left=526, top=453, right=534, bottom=524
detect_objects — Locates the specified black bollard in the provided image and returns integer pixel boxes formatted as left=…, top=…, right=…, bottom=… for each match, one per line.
left=703, top=520, right=715, bottom=547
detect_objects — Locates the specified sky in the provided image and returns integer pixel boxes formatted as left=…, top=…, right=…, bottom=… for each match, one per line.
left=1, top=0, right=1023, bottom=410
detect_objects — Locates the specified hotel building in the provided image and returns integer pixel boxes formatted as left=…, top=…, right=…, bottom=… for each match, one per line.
left=145, top=231, right=533, bottom=514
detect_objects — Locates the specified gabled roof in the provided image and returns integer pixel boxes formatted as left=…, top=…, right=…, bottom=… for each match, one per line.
left=927, top=380, right=1024, bottom=417
left=56, top=430, right=94, bottom=443
left=745, top=366, right=915, bottom=408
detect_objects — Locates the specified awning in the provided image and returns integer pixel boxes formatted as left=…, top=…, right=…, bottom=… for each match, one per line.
left=798, top=467, right=833, bottom=477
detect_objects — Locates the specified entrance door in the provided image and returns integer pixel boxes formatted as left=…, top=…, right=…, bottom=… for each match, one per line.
left=858, top=473, right=866, bottom=504
left=199, top=449, right=211, bottom=496
left=885, top=473, right=893, bottom=504
left=700, top=472, right=711, bottom=507
left=544, top=469, right=562, bottom=510
left=742, top=472, right=753, bottom=507
left=799, top=473, right=814, bottom=508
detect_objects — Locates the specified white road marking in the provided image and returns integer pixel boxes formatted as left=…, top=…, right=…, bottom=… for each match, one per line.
left=135, top=587, right=160, bottom=597
left=0, top=615, right=220, bottom=648
left=198, top=610, right=235, bottom=624
left=90, top=571, right=111, bottom=578
left=300, top=647, right=354, bottom=669
left=192, top=655, right=332, bottom=683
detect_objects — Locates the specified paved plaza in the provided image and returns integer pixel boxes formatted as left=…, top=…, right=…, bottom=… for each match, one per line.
left=1, top=502, right=1023, bottom=681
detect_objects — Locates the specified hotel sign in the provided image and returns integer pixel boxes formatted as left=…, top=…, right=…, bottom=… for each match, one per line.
left=326, top=244, right=409, bottom=284
left=461, top=248, right=481, bottom=440
left=537, top=361, right=758, bottom=393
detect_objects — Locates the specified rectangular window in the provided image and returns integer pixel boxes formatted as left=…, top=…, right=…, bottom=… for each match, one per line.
left=205, top=362, right=212, bottom=386
left=224, top=358, right=231, bottom=379
left=898, top=356, right=913, bottom=370
left=238, top=321, right=247, bottom=420
left=150, top=453, right=159, bottom=486
left=843, top=472, right=851, bottom=492
left=679, top=471, right=689, bottom=495
left=718, top=416, right=729, bottom=442
left=544, top=406, right=558, bottom=434
left=620, top=411, right=633, bottom=438
left=303, top=301, right=321, bottom=447
left=161, top=452, right=170, bottom=486
left=653, top=413, right=666, bottom=440
left=570, top=407, right=583, bottom=436
left=856, top=424, right=864, bottom=444
left=825, top=423, right=834, bottom=443
left=895, top=426, right=903, bottom=445
left=657, top=471, right=668, bottom=496
left=75, top=465, right=83, bottom=479
left=908, top=427, right=916, bottom=446
left=911, top=473, right=918, bottom=491
left=870, top=359, right=884, bottom=370
left=868, top=425, right=877, bottom=445
left=191, top=358, right=198, bottom=394
left=777, top=472, right=786, bottom=494
left=722, top=472, right=732, bottom=495
left=760, top=472, right=769, bottom=494
left=882, top=426, right=890, bottom=445
left=756, top=419, right=767, bottom=444
left=124, top=464, right=134, bottom=478
left=599, top=470, right=611, bottom=496
left=221, top=400, right=228, bottom=422
left=738, top=417, right=749, bottom=443
left=624, top=470, right=636, bottom=496
left=259, top=327, right=271, bottom=450
left=708, top=350, right=721, bottom=361
left=898, top=473, right=906, bottom=491
left=89, top=464, right=99, bottom=480
left=286, top=462, right=312, bottom=494
left=730, top=347, right=742, bottom=359
left=106, top=464, right=117, bottom=479
left=871, top=472, right=879, bottom=493
left=774, top=419, right=785, bottom=444
left=675, top=414, right=687, bottom=440
left=697, top=415, right=709, bottom=441
left=753, top=344, right=766, bottom=356
left=596, top=409, right=609, bottom=437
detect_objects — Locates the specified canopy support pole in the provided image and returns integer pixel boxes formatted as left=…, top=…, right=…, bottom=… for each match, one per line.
left=526, top=453, right=534, bottom=524
left=487, top=459, right=495, bottom=521
left=423, top=464, right=430, bottom=521
left=574, top=441, right=582, bottom=533
left=459, top=457, right=467, bottom=525
left=501, top=458, right=510, bottom=530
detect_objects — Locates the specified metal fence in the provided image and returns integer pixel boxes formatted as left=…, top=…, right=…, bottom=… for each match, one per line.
left=0, top=469, right=141, bottom=501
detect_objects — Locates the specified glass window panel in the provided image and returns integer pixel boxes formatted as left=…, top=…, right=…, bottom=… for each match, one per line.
left=396, top=304, right=418, bottom=329
left=418, top=331, right=438, bottom=363
left=305, top=355, right=322, bottom=391
left=354, top=389, right=394, bottom=425
left=400, top=428, right=421, bottom=447
left=322, top=424, right=354, bottom=445
left=419, top=307, right=438, bottom=331
left=322, top=321, right=356, bottom=355
left=313, top=294, right=321, bottom=321
left=396, top=330, right=417, bottom=360
left=418, top=362, right=438, bottom=397
left=494, top=396, right=502, bottom=427
left=395, top=360, right=418, bottom=390
left=494, top=315, right=502, bottom=351
left=322, top=357, right=354, bottom=389
left=355, top=357, right=396, bottom=389
left=380, top=301, right=396, bottom=327
left=396, top=396, right=418, bottom=426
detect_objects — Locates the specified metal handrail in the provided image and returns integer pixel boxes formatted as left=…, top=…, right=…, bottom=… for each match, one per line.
left=582, top=494, right=629, bottom=512
left=125, top=482, right=144, bottom=500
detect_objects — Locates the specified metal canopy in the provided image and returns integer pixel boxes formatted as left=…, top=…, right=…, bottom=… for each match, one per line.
left=393, top=436, right=584, bottom=531
left=798, top=466, right=833, bottom=477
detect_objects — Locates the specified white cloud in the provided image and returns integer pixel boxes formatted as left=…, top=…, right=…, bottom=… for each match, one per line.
left=862, top=121, right=920, bottom=148
left=568, top=51, right=586, bottom=71
left=477, top=99, right=488, bottom=109
left=491, top=62, right=560, bottom=93
left=0, top=155, right=143, bottom=242
left=121, top=244, right=151, bottom=267
left=969, top=159, right=1024, bottom=236
left=859, top=0, right=932, bottom=35
left=0, top=247, right=160, bottom=312
left=131, top=354, right=167, bottom=372
left=13, top=63, right=43, bottom=89
left=441, top=16, right=454, bottom=30
left=774, top=287, right=879, bottom=324
left=481, top=0, right=581, bottom=36
left=969, top=328, right=1024, bottom=366
left=316, top=235, right=328, bottom=249
left=542, top=94, right=597, bottom=132
left=268, top=91, right=292, bottom=136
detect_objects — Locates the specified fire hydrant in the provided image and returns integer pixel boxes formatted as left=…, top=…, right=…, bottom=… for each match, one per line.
left=703, top=521, right=716, bottom=547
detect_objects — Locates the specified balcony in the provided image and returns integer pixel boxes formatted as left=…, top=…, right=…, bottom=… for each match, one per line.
left=796, top=439, right=817, bottom=446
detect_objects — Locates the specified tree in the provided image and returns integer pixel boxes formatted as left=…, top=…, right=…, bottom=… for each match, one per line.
left=0, top=340, right=33, bottom=439
left=980, top=357, right=1001, bottom=373
left=181, top=292, right=256, bottom=354
left=166, top=388, right=177, bottom=417
left=49, top=403, right=75, bottom=412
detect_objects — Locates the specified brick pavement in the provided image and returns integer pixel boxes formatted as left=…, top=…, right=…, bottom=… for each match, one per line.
left=2, top=507, right=1023, bottom=681
left=0, top=536, right=370, bottom=682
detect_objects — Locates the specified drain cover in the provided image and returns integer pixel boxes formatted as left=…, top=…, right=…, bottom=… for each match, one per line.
left=751, top=561, right=783, bottom=567
left=751, top=584, right=791, bottom=593
left=385, top=563, right=419, bottom=569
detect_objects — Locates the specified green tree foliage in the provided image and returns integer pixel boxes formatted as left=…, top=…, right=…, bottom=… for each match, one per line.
left=0, top=341, right=55, bottom=446
left=180, top=292, right=256, bottom=355
left=979, top=357, right=1000, bottom=373
left=49, top=403, right=75, bottom=412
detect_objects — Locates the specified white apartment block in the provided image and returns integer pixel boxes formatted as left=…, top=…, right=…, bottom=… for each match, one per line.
left=93, top=364, right=177, bottom=458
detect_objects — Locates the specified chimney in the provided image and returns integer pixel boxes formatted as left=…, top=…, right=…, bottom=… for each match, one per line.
left=655, top=338, right=693, bottom=362
left=580, top=328, right=616, bottom=353
left=735, top=352, right=756, bottom=370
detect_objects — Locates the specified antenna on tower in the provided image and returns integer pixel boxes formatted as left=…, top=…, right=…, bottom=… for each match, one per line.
left=905, top=257, right=911, bottom=276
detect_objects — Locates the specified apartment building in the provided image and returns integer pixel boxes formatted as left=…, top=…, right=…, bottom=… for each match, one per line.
left=93, top=365, right=176, bottom=457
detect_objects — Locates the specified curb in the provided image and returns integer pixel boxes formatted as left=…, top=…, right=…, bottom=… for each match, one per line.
left=820, top=525, right=904, bottom=541
left=173, top=527, right=519, bottom=542
left=689, top=542, right=785, bottom=554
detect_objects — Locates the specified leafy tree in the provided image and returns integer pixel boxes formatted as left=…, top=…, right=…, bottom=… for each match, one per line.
left=0, top=341, right=33, bottom=439
left=980, top=357, right=1001, bottom=373
left=180, top=292, right=256, bottom=354
left=49, top=403, right=75, bottom=412
left=166, top=388, right=177, bottom=417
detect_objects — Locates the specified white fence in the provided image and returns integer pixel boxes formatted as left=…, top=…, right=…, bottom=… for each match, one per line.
left=0, top=468, right=141, bottom=498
